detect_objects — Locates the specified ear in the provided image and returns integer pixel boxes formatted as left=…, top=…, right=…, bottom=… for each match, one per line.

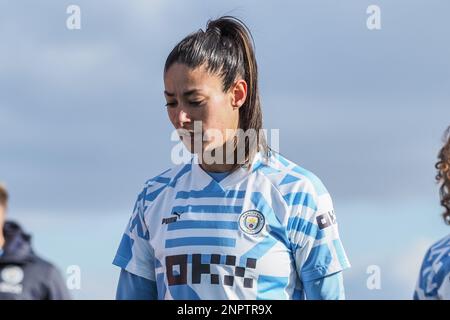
left=231, top=79, right=247, bottom=109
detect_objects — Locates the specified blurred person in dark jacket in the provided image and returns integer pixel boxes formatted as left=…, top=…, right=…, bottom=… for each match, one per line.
left=0, top=184, right=71, bottom=300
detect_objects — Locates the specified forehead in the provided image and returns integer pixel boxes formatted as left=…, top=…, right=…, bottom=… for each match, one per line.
left=164, top=63, right=223, bottom=93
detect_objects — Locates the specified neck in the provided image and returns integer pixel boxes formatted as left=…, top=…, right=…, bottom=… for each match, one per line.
left=199, top=143, right=241, bottom=173
left=200, top=162, right=235, bottom=173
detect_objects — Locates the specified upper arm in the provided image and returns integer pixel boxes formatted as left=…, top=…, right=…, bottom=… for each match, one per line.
left=285, top=180, right=350, bottom=283
left=113, top=185, right=156, bottom=281
left=302, top=271, right=345, bottom=300
left=116, top=269, right=157, bottom=300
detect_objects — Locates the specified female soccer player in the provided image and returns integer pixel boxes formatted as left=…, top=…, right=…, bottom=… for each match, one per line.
left=414, top=126, right=450, bottom=300
left=113, top=16, right=350, bottom=300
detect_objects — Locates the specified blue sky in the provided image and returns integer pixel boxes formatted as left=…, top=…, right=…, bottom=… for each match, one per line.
left=0, top=0, right=449, bottom=299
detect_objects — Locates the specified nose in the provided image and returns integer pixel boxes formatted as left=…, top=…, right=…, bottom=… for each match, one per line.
left=174, top=106, right=191, bottom=129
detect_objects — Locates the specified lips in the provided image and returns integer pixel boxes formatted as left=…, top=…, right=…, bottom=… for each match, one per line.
left=181, top=131, right=196, bottom=138
left=180, top=131, right=194, bottom=137
left=176, top=128, right=194, bottom=138
left=180, top=132, right=205, bottom=144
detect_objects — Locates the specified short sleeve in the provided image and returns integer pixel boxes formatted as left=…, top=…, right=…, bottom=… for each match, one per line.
left=287, top=183, right=350, bottom=282
left=113, top=186, right=156, bottom=281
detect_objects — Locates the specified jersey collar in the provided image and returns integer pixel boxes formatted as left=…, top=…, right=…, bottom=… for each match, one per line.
left=190, top=152, right=264, bottom=191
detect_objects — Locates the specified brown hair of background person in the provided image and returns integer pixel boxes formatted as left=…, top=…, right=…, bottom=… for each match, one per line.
left=0, top=184, right=6, bottom=248
left=0, top=184, right=8, bottom=209
left=436, top=126, right=450, bottom=225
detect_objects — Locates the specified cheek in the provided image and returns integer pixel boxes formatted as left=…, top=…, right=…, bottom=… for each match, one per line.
left=207, top=107, right=237, bottom=132
left=167, top=109, right=177, bottom=126
left=203, top=97, right=230, bottom=126
left=201, top=109, right=221, bottom=133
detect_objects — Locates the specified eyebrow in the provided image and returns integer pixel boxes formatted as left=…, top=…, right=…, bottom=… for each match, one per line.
left=164, top=89, right=202, bottom=97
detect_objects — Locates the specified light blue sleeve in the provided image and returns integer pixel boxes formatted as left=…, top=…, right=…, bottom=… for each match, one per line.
left=113, top=185, right=156, bottom=281
left=116, top=269, right=158, bottom=300
left=302, top=271, right=345, bottom=300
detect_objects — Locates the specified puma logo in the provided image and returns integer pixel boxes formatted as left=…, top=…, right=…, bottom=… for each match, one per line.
left=162, top=212, right=182, bottom=225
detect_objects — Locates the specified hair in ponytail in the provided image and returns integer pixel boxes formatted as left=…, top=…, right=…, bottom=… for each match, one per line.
left=164, top=16, right=268, bottom=168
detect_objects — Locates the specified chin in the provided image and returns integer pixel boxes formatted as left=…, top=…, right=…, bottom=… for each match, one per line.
left=181, top=139, right=208, bottom=155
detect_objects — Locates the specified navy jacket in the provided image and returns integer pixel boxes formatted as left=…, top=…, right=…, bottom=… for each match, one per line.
left=0, top=221, right=71, bottom=300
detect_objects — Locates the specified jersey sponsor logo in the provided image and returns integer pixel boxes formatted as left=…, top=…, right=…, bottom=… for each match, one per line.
left=0, top=266, right=24, bottom=295
left=316, top=210, right=337, bottom=230
left=238, top=210, right=265, bottom=235
left=162, top=211, right=182, bottom=225
left=165, top=254, right=257, bottom=288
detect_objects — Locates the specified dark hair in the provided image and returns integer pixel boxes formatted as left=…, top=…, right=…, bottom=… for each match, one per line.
left=164, top=16, right=268, bottom=168
left=0, top=184, right=8, bottom=208
left=436, top=126, right=450, bottom=225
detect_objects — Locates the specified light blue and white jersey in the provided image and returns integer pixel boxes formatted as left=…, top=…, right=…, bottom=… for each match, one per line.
left=414, top=234, right=450, bottom=300
left=113, top=151, right=350, bottom=300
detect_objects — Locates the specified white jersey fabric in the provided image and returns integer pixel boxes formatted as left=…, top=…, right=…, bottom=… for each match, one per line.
left=113, top=151, right=350, bottom=299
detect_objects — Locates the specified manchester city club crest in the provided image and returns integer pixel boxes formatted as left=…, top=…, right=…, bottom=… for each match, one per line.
left=239, top=210, right=265, bottom=235
left=1, top=266, right=24, bottom=285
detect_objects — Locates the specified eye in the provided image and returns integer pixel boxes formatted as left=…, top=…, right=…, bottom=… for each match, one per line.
left=189, top=100, right=203, bottom=107
left=165, top=102, right=177, bottom=108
